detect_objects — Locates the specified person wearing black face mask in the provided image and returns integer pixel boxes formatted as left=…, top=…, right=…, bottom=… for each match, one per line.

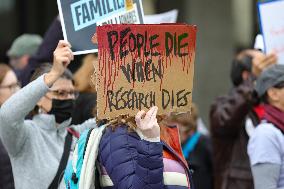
left=48, top=99, right=75, bottom=123
left=7, top=34, right=43, bottom=87
left=0, top=41, right=96, bottom=189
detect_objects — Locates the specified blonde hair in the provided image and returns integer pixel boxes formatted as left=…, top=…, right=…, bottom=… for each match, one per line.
left=74, top=54, right=97, bottom=93
left=99, top=114, right=171, bottom=144
left=0, top=63, right=12, bottom=85
left=164, top=103, right=198, bottom=132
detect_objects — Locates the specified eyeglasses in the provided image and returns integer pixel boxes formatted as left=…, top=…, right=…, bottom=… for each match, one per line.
left=0, top=82, right=21, bottom=92
left=48, top=90, right=79, bottom=99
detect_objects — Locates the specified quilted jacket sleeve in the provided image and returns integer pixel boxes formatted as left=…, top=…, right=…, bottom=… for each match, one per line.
left=98, top=126, right=164, bottom=188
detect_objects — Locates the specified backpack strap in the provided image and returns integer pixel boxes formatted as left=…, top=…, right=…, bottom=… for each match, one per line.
left=182, top=132, right=201, bottom=159
left=79, top=125, right=107, bottom=188
left=48, top=131, right=73, bottom=189
left=67, top=127, right=80, bottom=138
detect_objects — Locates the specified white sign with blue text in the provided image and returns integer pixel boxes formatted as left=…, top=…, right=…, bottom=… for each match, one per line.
left=259, top=0, right=284, bottom=64
left=57, top=0, right=144, bottom=55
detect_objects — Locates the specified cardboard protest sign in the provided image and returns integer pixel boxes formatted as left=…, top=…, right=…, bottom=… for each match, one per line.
left=144, top=9, right=179, bottom=24
left=57, top=0, right=144, bottom=55
left=95, top=24, right=197, bottom=119
left=258, top=0, right=284, bottom=64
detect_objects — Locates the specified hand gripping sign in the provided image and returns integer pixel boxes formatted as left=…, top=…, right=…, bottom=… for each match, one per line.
left=95, top=24, right=197, bottom=119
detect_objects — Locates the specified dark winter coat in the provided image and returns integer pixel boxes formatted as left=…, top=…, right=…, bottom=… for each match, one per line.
left=97, top=125, right=193, bottom=189
left=210, top=80, right=259, bottom=189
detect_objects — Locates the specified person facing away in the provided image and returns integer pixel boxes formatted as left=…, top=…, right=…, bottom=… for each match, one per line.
left=70, top=106, right=194, bottom=188
left=248, top=64, right=284, bottom=189
left=0, top=41, right=96, bottom=189
left=0, top=63, right=20, bottom=189
left=210, top=49, right=277, bottom=189
left=72, top=54, right=97, bottom=125
left=7, top=34, right=42, bottom=86
left=166, top=104, right=213, bottom=189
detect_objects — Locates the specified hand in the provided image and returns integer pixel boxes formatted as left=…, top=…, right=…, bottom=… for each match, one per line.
left=45, top=40, right=73, bottom=86
left=251, top=51, right=277, bottom=77
left=135, top=106, right=160, bottom=139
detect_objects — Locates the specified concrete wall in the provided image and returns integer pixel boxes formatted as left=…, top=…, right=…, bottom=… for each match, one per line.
left=185, top=0, right=234, bottom=125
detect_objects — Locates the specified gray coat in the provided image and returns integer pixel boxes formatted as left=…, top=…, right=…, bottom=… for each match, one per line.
left=0, top=75, right=96, bottom=189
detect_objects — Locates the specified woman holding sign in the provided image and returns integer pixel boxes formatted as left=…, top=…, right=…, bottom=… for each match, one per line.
left=0, top=41, right=96, bottom=189
left=100, top=108, right=193, bottom=188
left=65, top=24, right=195, bottom=189
left=66, top=107, right=193, bottom=189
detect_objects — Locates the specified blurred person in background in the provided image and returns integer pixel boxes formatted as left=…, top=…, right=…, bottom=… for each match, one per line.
left=166, top=104, right=213, bottom=189
left=0, top=41, right=96, bottom=189
left=6, top=17, right=83, bottom=88
left=72, top=54, right=97, bottom=125
left=210, top=49, right=277, bottom=189
left=248, top=65, right=284, bottom=189
left=7, top=34, right=42, bottom=86
left=0, top=63, right=20, bottom=189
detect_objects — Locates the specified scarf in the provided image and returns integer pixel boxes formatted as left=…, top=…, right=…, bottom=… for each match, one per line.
left=262, top=104, right=284, bottom=132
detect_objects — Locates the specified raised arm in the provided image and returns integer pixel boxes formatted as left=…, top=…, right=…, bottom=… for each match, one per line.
left=0, top=75, right=49, bottom=155
left=210, top=79, right=256, bottom=137
left=0, top=40, right=73, bottom=156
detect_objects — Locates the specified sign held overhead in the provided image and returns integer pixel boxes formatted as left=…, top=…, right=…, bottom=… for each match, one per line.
left=258, top=0, right=284, bottom=64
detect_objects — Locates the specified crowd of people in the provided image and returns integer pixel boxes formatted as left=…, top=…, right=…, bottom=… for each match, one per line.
left=0, top=15, right=283, bottom=189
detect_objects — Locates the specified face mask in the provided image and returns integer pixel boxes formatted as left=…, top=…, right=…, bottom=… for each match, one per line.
left=14, top=69, right=24, bottom=83
left=48, top=99, right=75, bottom=124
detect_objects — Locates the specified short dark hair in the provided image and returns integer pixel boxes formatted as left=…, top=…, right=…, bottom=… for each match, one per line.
left=30, top=63, right=73, bottom=82
left=230, top=54, right=252, bottom=86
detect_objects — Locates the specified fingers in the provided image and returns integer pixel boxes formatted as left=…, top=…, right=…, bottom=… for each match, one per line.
left=56, top=41, right=73, bottom=60
left=144, top=106, right=158, bottom=121
left=264, top=53, right=277, bottom=65
left=60, top=47, right=74, bottom=61
left=252, top=52, right=278, bottom=77
left=135, top=110, right=146, bottom=123
left=256, top=53, right=277, bottom=71
left=57, top=40, right=71, bottom=48
left=54, top=42, right=74, bottom=66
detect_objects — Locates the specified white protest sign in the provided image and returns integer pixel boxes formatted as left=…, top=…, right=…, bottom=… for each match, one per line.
left=258, top=0, right=284, bottom=64
left=144, top=9, right=178, bottom=24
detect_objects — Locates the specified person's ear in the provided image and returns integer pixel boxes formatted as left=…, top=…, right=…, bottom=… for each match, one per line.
left=242, top=70, right=250, bottom=81
left=37, top=96, right=51, bottom=113
left=267, top=88, right=280, bottom=102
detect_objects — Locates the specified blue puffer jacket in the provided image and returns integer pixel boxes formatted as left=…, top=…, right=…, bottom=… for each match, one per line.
left=98, top=125, right=192, bottom=189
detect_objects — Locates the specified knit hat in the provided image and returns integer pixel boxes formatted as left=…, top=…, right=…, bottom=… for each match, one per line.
left=7, top=34, right=42, bottom=57
left=255, top=64, right=284, bottom=97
